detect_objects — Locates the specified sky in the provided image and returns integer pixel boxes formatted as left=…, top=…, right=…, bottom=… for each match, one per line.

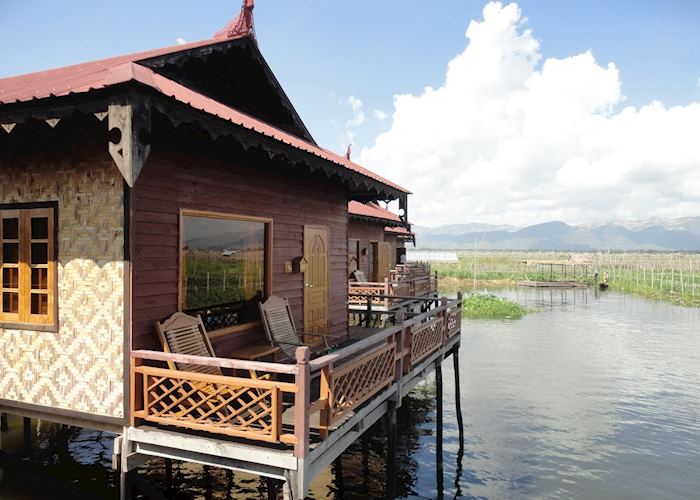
left=2, top=1, right=700, bottom=227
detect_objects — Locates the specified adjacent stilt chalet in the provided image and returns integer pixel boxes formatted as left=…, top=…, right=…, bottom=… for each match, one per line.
left=0, top=5, right=461, bottom=498
left=348, top=201, right=436, bottom=314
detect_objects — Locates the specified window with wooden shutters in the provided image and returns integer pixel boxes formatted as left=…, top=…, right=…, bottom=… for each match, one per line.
left=0, top=203, right=57, bottom=330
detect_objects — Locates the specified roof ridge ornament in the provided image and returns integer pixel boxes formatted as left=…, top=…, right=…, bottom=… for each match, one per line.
left=214, top=0, right=255, bottom=41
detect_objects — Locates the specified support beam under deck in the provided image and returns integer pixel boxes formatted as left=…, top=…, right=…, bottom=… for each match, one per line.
left=116, top=338, right=461, bottom=499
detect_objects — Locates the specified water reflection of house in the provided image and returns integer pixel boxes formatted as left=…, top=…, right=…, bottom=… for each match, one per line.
left=0, top=3, right=461, bottom=498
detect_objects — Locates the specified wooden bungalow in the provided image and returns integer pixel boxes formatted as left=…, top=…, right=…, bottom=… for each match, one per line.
left=348, top=201, right=409, bottom=281
left=0, top=4, right=461, bottom=498
left=348, top=201, right=436, bottom=313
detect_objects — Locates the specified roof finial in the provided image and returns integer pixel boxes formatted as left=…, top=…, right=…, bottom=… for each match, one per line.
left=214, top=0, right=255, bottom=41
left=345, top=144, right=352, bottom=160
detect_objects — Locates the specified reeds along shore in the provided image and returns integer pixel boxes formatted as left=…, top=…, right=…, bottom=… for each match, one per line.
left=429, top=251, right=700, bottom=307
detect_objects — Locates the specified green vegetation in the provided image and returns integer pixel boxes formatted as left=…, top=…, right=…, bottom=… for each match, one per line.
left=184, top=250, right=264, bottom=309
left=602, top=253, right=700, bottom=307
left=432, top=250, right=700, bottom=308
left=433, top=251, right=592, bottom=287
left=462, top=293, right=529, bottom=319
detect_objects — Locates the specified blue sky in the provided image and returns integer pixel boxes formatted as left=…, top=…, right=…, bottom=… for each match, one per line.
left=2, top=1, right=700, bottom=225
left=2, top=1, right=698, bottom=152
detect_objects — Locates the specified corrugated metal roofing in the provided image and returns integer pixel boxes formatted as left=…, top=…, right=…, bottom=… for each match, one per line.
left=348, top=201, right=403, bottom=223
left=0, top=38, right=228, bottom=105
left=384, top=225, right=413, bottom=235
left=0, top=37, right=410, bottom=194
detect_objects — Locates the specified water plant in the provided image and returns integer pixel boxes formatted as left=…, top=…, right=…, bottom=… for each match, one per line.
left=462, top=293, right=529, bottom=319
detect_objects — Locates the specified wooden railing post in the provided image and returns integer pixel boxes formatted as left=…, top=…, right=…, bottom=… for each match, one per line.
left=440, top=297, right=449, bottom=345
left=384, top=278, right=390, bottom=309
left=129, top=355, right=142, bottom=426
left=395, top=309, right=407, bottom=404
left=294, top=347, right=311, bottom=459
left=319, top=364, right=332, bottom=439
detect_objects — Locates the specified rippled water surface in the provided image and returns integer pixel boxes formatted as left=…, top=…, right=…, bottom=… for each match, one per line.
left=1, top=288, right=699, bottom=499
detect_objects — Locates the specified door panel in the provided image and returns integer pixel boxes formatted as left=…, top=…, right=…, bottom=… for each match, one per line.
left=370, top=242, right=379, bottom=282
left=304, top=226, right=329, bottom=341
left=378, top=242, right=392, bottom=281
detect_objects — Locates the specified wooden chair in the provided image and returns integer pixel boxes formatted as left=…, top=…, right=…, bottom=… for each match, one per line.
left=258, top=296, right=341, bottom=362
left=353, top=270, right=368, bottom=282
left=155, top=312, right=269, bottom=380
left=155, top=312, right=222, bottom=375
left=154, top=312, right=273, bottom=428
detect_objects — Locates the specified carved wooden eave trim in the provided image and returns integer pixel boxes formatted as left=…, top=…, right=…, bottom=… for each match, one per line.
left=150, top=96, right=404, bottom=202
left=0, top=86, right=402, bottom=200
left=108, top=95, right=151, bottom=187
left=349, top=213, right=405, bottom=228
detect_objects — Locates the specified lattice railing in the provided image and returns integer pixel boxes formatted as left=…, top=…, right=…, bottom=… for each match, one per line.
left=348, top=282, right=389, bottom=308
left=410, top=317, right=444, bottom=366
left=131, top=296, right=463, bottom=454
left=321, top=342, right=396, bottom=425
left=392, top=281, right=411, bottom=297
left=349, top=274, right=437, bottom=310
left=133, top=365, right=296, bottom=444
left=447, top=306, right=462, bottom=337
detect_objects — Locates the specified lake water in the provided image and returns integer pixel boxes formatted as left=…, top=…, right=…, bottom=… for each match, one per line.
left=1, top=288, right=699, bottom=499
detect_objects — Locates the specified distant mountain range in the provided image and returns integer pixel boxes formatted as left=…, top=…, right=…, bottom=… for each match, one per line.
left=413, top=217, right=700, bottom=251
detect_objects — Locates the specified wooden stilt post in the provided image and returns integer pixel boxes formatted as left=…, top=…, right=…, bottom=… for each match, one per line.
left=0, top=413, right=8, bottom=432
left=453, top=348, right=464, bottom=444
left=361, top=437, right=370, bottom=492
left=164, top=458, right=173, bottom=493
left=23, top=416, right=31, bottom=449
left=436, top=359, right=444, bottom=500
left=385, top=399, right=398, bottom=499
left=226, top=469, right=234, bottom=498
left=119, top=470, right=132, bottom=500
left=333, top=457, right=344, bottom=499
left=266, top=477, right=278, bottom=500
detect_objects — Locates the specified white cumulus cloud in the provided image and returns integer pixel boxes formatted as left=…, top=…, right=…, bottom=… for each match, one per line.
left=176, top=37, right=187, bottom=45
left=359, top=1, right=700, bottom=227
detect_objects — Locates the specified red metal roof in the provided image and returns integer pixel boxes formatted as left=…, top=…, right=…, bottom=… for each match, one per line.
left=0, top=37, right=409, bottom=194
left=0, top=38, right=230, bottom=105
left=384, top=225, right=413, bottom=235
left=348, top=201, right=403, bottom=223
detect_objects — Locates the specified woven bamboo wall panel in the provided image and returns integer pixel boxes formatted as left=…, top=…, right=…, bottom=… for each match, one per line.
left=0, top=160, right=125, bottom=418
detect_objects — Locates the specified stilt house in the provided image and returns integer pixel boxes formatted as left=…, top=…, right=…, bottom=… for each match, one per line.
left=0, top=4, right=461, bottom=498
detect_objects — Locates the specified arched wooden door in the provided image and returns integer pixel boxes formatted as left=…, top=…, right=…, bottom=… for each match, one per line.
left=303, top=225, right=329, bottom=340
left=378, top=242, right=392, bottom=281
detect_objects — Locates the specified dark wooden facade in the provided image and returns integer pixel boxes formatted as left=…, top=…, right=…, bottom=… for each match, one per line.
left=133, top=148, right=348, bottom=353
left=0, top=25, right=410, bottom=431
left=348, top=218, right=402, bottom=279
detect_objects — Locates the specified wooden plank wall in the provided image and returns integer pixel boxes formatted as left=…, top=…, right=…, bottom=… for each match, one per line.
left=132, top=151, right=348, bottom=352
left=348, top=219, right=398, bottom=278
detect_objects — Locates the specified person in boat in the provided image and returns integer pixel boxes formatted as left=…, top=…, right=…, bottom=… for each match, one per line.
left=603, top=271, right=609, bottom=284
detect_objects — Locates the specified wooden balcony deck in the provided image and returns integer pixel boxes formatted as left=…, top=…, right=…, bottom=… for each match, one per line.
left=119, top=297, right=462, bottom=499
left=348, top=275, right=439, bottom=312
